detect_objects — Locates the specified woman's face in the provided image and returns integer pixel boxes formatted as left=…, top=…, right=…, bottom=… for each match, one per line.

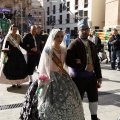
left=54, top=31, right=64, bottom=45
left=11, top=26, right=18, bottom=34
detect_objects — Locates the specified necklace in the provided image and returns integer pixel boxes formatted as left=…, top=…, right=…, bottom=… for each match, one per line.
left=52, top=46, right=61, bottom=54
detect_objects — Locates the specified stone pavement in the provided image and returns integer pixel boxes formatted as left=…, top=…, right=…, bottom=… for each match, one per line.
left=0, top=62, right=120, bottom=120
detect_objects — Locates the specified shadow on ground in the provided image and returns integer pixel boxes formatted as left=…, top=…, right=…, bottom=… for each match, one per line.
left=83, top=79, right=120, bottom=108
left=7, top=84, right=29, bottom=94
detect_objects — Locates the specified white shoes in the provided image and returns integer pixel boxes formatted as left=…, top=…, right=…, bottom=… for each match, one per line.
left=116, top=68, right=120, bottom=71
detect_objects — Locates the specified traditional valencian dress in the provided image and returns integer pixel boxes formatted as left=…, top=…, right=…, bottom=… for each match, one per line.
left=19, top=46, right=85, bottom=120
left=0, top=33, right=28, bottom=84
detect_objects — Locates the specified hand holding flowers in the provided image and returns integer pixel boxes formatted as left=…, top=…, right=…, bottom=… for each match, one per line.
left=37, top=75, right=50, bottom=94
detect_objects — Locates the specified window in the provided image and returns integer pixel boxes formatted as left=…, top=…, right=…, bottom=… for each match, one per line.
left=84, top=0, right=88, bottom=8
left=39, top=12, right=41, bottom=15
left=59, top=15, right=62, bottom=24
left=53, top=16, right=56, bottom=24
left=66, top=14, right=70, bottom=23
left=84, top=11, right=88, bottom=17
left=47, top=7, right=49, bottom=15
left=53, top=5, right=56, bottom=14
left=67, top=2, right=70, bottom=11
left=75, top=0, right=78, bottom=9
left=95, top=26, right=99, bottom=30
left=47, top=17, right=49, bottom=25
left=78, top=10, right=83, bottom=19
left=59, top=4, right=62, bottom=13
left=74, top=12, right=78, bottom=23
left=34, top=12, right=36, bottom=14
left=50, top=15, right=52, bottom=24
left=39, top=19, right=41, bottom=22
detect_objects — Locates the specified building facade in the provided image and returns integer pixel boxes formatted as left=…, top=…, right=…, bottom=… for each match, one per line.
left=105, top=0, right=120, bottom=30
left=43, top=0, right=105, bottom=37
left=0, top=0, right=32, bottom=33
left=31, top=0, right=45, bottom=29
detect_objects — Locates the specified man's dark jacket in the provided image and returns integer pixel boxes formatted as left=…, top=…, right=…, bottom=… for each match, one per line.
left=66, top=38, right=102, bottom=79
left=22, top=33, right=42, bottom=53
left=108, top=34, right=120, bottom=51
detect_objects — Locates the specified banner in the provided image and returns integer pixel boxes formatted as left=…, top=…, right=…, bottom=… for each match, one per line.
left=28, top=15, right=34, bottom=30
left=0, top=8, right=12, bottom=12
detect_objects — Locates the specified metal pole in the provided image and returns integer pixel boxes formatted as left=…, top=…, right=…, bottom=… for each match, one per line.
left=20, top=2, right=23, bottom=34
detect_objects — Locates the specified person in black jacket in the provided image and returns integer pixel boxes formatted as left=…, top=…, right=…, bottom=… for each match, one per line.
left=108, top=28, right=120, bottom=70
left=35, top=26, right=43, bottom=66
left=66, top=18, right=102, bottom=120
left=22, top=25, right=42, bottom=85
left=41, top=30, right=48, bottom=50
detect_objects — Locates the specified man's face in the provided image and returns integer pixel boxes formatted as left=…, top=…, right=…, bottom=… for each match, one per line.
left=113, top=30, right=118, bottom=36
left=30, top=26, right=37, bottom=35
left=78, top=28, right=90, bottom=40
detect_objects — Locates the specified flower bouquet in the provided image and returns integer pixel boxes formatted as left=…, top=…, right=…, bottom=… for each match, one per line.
left=0, top=48, right=10, bottom=64
left=37, top=75, right=50, bottom=94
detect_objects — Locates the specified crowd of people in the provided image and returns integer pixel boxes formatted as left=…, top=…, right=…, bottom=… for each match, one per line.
left=0, top=17, right=119, bottom=120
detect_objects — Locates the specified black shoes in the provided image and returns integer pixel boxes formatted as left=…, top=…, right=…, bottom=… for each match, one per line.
left=12, top=84, right=16, bottom=88
left=17, top=84, right=22, bottom=88
left=12, top=84, right=21, bottom=88
left=91, top=115, right=100, bottom=120
left=29, top=82, right=32, bottom=86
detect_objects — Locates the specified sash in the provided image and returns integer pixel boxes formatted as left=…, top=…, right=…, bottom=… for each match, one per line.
left=52, top=52, right=68, bottom=75
left=8, top=35, right=21, bottom=50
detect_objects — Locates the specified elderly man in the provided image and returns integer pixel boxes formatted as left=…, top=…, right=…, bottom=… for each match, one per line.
left=22, top=25, right=40, bottom=86
left=66, top=18, right=102, bottom=120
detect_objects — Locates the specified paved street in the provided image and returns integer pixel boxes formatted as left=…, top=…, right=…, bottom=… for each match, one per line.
left=0, top=61, right=120, bottom=120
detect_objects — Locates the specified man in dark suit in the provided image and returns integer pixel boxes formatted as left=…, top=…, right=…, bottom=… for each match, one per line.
left=22, top=25, right=42, bottom=85
left=66, top=18, right=102, bottom=120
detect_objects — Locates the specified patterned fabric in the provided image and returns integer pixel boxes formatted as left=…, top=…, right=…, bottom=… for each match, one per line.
left=19, top=71, right=85, bottom=120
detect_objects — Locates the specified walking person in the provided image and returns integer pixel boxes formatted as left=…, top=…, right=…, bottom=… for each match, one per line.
left=66, top=18, right=102, bottom=120
left=35, top=26, right=43, bottom=67
left=22, top=25, right=41, bottom=86
left=64, top=29, right=71, bottom=47
left=0, top=24, right=28, bottom=88
left=88, top=30, right=102, bottom=53
left=41, top=30, right=49, bottom=50
left=108, top=28, right=120, bottom=70
left=19, top=28, right=85, bottom=120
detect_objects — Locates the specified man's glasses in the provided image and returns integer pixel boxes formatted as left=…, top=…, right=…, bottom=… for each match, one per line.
left=55, top=35, right=64, bottom=39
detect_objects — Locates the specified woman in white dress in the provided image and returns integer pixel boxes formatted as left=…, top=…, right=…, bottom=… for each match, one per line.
left=19, top=29, right=85, bottom=120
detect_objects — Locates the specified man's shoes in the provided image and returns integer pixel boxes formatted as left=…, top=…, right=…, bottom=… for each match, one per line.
left=17, top=84, right=22, bottom=88
left=29, top=82, right=32, bottom=86
left=91, top=115, right=100, bottom=120
left=116, top=68, right=120, bottom=71
left=12, top=84, right=16, bottom=88
left=92, top=117, right=100, bottom=120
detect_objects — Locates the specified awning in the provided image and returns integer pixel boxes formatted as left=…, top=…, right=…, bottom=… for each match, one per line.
left=0, top=8, right=12, bottom=12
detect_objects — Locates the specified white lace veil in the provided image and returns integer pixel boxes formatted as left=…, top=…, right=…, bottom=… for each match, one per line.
left=37, top=28, right=66, bottom=79
left=37, top=28, right=66, bottom=108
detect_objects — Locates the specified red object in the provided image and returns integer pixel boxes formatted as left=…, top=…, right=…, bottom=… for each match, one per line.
left=97, top=84, right=101, bottom=88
